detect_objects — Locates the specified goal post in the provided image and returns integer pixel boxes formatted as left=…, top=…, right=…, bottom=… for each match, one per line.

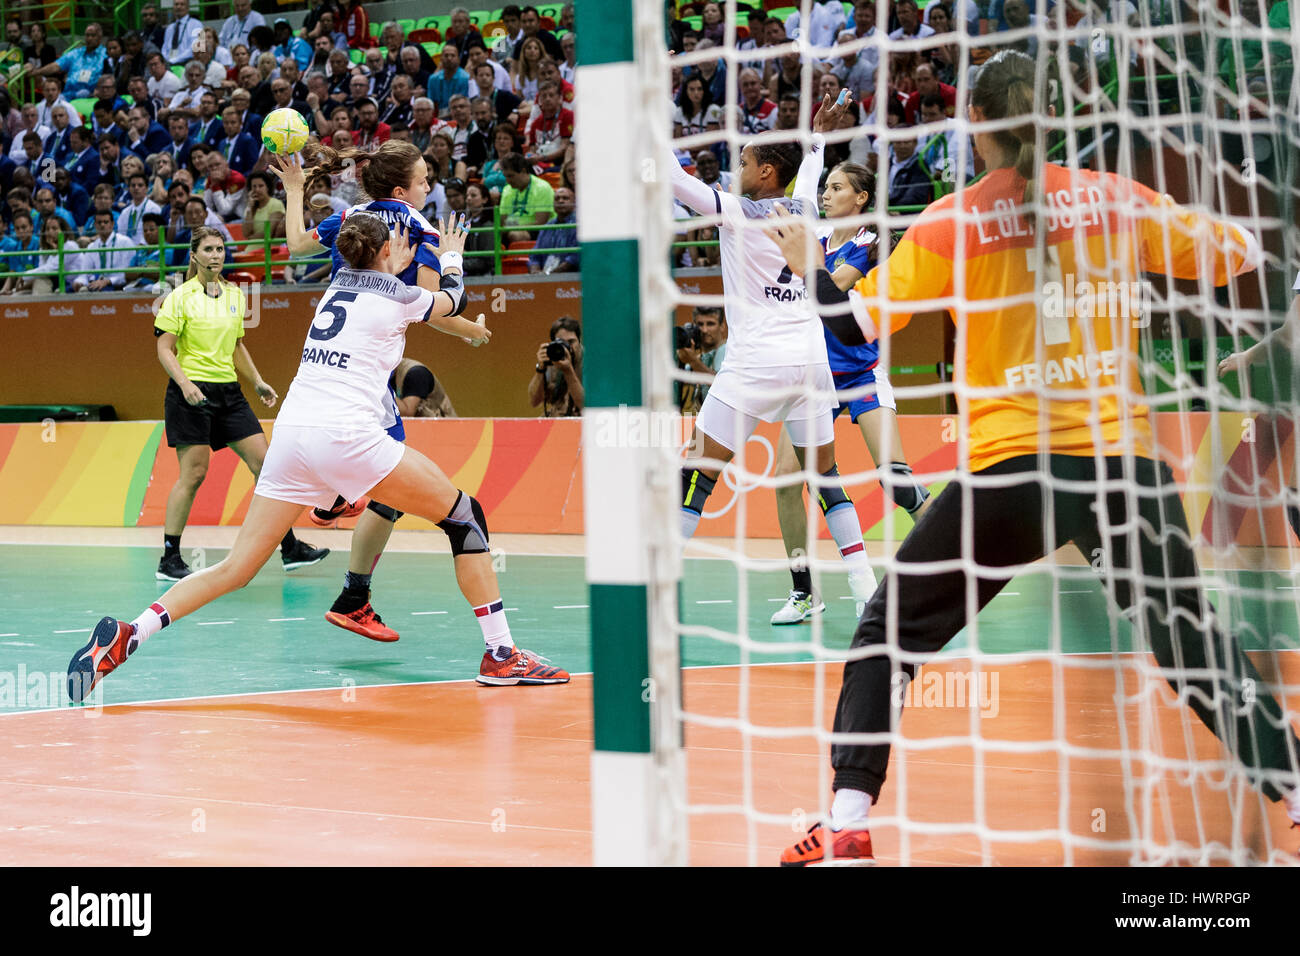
left=578, top=0, right=686, bottom=866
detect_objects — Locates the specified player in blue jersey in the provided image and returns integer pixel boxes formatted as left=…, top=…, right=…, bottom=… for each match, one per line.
left=770, top=112, right=934, bottom=626
left=275, top=140, right=491, bottom=642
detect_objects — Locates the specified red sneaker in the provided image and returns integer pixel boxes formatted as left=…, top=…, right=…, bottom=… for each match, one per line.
left=310, top=496, right=369, bottom=527
left=779, top=823, right=875, bottom=867
left=476, top=647, right=570, bottom=685
left=325, top=603, right=400, bottom=642
left=67, top=616, right=135, bottom=702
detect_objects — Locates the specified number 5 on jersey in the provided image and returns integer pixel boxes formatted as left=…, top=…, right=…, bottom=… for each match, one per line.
left=310, top=291, right=359, bottom=341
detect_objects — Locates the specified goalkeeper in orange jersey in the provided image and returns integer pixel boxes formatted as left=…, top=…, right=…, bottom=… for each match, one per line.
left=765, top=49, right=1300, bottom=866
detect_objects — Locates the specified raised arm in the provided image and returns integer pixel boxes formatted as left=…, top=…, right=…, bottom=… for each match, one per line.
left=267, top=153, right=326, bottom=256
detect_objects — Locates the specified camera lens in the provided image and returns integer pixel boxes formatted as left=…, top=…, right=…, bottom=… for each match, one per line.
left=545, top=340, right=568, bottom=363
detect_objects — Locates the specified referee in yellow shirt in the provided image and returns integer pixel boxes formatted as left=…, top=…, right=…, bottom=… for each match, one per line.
left=153, top=226, right=329, bottom=581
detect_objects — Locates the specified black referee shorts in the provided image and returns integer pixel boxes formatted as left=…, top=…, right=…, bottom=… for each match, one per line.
left=164, top=380, right=264, bottom=451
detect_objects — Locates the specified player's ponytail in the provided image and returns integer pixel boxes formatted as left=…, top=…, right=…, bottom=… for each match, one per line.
left=335, top=213, right=390, bottom=270
left=971, top=49, right=1044, bottom=232
left=304, top=139, right=422, bottom=203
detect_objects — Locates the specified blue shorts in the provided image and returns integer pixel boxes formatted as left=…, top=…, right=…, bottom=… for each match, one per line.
left=385, top=385, right=406, bottom=441
left=833, top=367, right=896, bottom=423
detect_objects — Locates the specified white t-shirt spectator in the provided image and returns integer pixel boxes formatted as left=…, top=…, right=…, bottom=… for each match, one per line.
left=674, top=102, right=723, bottom=137
left=888, top=22, right=935, bottom=41
left=36, top=98, right=83, bottom=129
left=219, top=10, right=266, bottom=52
left=75, top=232, right=134, bottom=288
left=148, top=71, right=183, bottom=108
left=169, top=86, right=210, bottom=114
left=9, top=124, right=51, bottom=161
left=117, top=199, right=163, bottom=243
left=784, top=1, right=848, bottom=49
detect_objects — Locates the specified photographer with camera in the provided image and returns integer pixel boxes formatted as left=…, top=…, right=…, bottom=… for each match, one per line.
left=675, top=306, right=728, bottom=415
left=529, top=315, right=584, bottom=417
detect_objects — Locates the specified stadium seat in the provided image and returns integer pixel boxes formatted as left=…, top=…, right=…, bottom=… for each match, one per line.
left=422, top=42, right=441, bottom=61
left=539, top=15, right=555, bottom=30
left=226, top=222, right=244, bottom=242
left=415, top=16, right=439, bottom=30
left=225, top=269, right=258, bottom=285
left=349, top=48, right=364, bottom=64
left=370, top=23, right=382, bottom=37
left=481, top=19, right=507, bottom=39
left=501, top=241, right=534, bottom=275
left=409, top=28, right=442, bottom=43
left=537, top=3, right=564, bottom=20
left=682, top=15, right=702, bottom=29
left=398, top=18, right=417, bottom=35
left=170, top=64, right=185, bottom=78
left=70, top=97, right=96, bottom=122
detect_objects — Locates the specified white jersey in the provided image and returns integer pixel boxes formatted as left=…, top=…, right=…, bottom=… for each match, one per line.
left=668, top=138, right=831, bottom=370
left=276, top=269, right=436, bottom=432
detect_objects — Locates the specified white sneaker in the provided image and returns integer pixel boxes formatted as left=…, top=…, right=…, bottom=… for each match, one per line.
left=1283, top=786, right=1300, bottom=826
left=847, top=566, right=878, bottom=619
left=770, top=590, right=826, bottom=625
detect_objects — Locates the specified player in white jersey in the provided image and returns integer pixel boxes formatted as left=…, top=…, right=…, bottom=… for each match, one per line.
left=67, top=216, right=570, bottom=703
left=277, top=141, right=488, bottom=644
left=671, top=94, right=876, bottom=613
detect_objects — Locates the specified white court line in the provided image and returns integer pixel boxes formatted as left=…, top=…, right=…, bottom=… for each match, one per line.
left=268, top=617, right=305, bottom=622
left=1058, top=590, right=1092, bottom=594
left=1000, top=592, right=1021, bottom=596
left=696, top=600, right=733, bottom=604
left=411, top=611, right=448, bottom=616
left=52, top=629, right=87, bottom=634
left=0, top=632, right=19, bottom=637
left=553, top=604, right=588, bottom=609
left=195, top=621, right=235, bottom=626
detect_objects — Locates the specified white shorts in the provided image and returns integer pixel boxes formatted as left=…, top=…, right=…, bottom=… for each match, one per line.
left=255, top=424, right=406, bottom=509
left=698, top=364, right=836, bottom=451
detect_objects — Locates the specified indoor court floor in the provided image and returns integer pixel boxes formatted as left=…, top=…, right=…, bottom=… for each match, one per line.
left=2, top=527, right=1298, bottom=865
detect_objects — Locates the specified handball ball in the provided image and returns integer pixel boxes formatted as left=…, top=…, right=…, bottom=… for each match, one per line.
left=261, top=108, right=310, bottom=155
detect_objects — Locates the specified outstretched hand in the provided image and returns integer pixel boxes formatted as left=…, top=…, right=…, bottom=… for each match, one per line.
left=812, top=90, right=852, bottom=134
left=438, top=214, right=469, bottom=258
left=268, top=152, right=306, bottom=192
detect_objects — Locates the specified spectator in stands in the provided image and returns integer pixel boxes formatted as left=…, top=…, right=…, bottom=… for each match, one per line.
left=466, top=39, right=512, bottom=93
left=426, top=130, right=466, bottom=184
left=559, top=32, right=576, bottom=84
left=196, top=28, right=233, bottom=88
left=737, top=68, right=777, bottom=133
left=523, top=81, right=573, bottom=171
left=775, top=92, right=801, bottom=131
left=918, top=91, right=972, bottom=184
left=215, top=106, right=263, bottom=176
left=221, top=0, right=266, bottom=53
left=381, top=74, right=416, bottom=129
left=44, top=106, right=75, bottom=168
left=0, top=17, right=25, bottom=72
left=444, top=94, right=474, bottom=161
left=529, top=316, right=583, bottom=417
left=23, top=214, right=82, bottom=293
left=499, top=151, right=554, bottom=245
left=80, top=183, right=117, bottom=236
left=302, top=0, right=342, bottom=41
left=204, top=153, right=247, bottom=222
left=482, top=123, right=522, bottom=197
left=768, top=48, right=808, bottom=101
left=242, top=170, right=284, bottom=240
left=119, top=172, right=163, bottom=243
left=378, top=22, right=405, bottom=72
left=146, top=153, right=175, bottom=206
left=162, top=0, right=204, bottom=65
left=272, top=18, right=311, bottom=71
left=397, top=45, right=431, bottom=94
left=923, top=6, right=960, bottom=85
left=139, top=3, right=166, bottom=50
left=886, top=125, right=933, bottom=209
left=496, top=5, right=526, bottom=60
left=512, top=36, right=547, bottom=105
left=675, top=307, right=727, bottom=412
left=73, top=209, right=131, bottom=291
left=146, top=54, right=183, bottom=116
left=32, top=186, right=76, bottom=234
left=446, top=7, right=485, bottom=59
left=0, top=212, right=40, bottom=293
left=117, top=33, right=151, bottom=90
left=127, top=76, right=155, bottom=123
left=92, top=136, right=123, bottom=194
left=36, top=78, right=81, bottom=131
left=51, top=166, right=89, bottom=225
left=169, top=62, right=211, bottom=121
left=889, top=0, right=935, bottom=41
left=354, top=97, right=391, bottom=151
left=906, top=61, right=956, bottom=122
left=784, top=0, right=847, bottom=48
left=428, top=42, right=471, bottom=114
left=8, top=104, right=49, bottom=164
left=33, top=21, right=105, bottom=98
left=341, top=0, right=374, bottom=51
left=311, top=12, right=347, bottom=55
left=514, top=5, right=563, bottom=61
left=474, top=61, right=521, bottom=124
left=462, top=181, right=494, bottom=276
left=192, top=93, right=224, bottom=146
left=529, top=185, right=576, bottom=274
left=125, top=213, right=173, bottom=289
left=408, top=97, right=439, bottom=151
left=163, top=113, right=197, bottom=168
left=125, top=106, right=171, bottom=162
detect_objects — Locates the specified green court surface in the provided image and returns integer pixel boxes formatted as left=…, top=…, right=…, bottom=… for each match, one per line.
left=0, top=544, right=1296, bottom=714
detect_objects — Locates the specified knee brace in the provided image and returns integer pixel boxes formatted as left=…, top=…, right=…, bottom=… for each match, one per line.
left=367, top=500, right=404, bottom=523
left=814, top=465, right=853, bottom=514
left=437, top=491, right=489, bottom=555
left=888, top=462, right=930, bottom=515
left=681, top=467, right=718, bottom=515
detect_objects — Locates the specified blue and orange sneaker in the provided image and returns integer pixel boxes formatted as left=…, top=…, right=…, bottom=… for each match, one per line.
left=476, top=647, right=570, bottom=686
left=67, top=617, right=136, bottom=702
left=779, top=823, right=875, bottom=866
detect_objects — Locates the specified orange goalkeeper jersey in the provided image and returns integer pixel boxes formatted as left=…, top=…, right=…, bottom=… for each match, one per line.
left=853, top=164, right=1260, bottom=472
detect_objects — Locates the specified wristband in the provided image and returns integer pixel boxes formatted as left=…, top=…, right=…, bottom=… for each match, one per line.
left=440, top=251, right=463, bottom=272
left=535, top=364, right=545, bottom=374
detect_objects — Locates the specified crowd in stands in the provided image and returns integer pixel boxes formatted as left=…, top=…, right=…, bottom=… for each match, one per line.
left=0, top=1, right=580, bottom=292
left=668, top=0, right=1294, bottom=267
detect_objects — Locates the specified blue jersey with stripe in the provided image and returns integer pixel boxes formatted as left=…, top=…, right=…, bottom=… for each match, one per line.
left=313, top=198, right=442, bottom=284
left=311, top=197, right=442, bottom=437
left=820, top=227, right=878, bottom=376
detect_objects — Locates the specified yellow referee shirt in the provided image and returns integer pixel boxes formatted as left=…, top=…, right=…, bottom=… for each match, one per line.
left=154, top=278, right=247, bottom=383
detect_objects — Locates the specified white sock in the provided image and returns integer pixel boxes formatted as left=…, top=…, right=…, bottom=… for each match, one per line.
left=128, top=602, right=170, bottom=649
left=831, top=788, right=872, bottom=827
left=1283, top=786, right=1300, bottom=825
left=474, top=600, right=514, bottom=658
